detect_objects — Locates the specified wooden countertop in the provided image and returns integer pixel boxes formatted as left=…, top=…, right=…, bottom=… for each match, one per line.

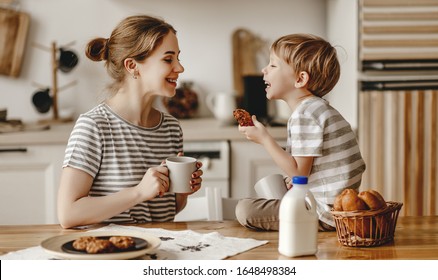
left=0, top=118, right=287, bottom=146
left=1, top=216, right=437, bottom=260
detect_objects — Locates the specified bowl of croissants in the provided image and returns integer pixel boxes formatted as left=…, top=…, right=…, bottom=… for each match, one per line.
left=331, top=189, right=403, bottom=247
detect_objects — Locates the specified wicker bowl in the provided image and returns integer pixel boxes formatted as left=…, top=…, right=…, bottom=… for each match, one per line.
left=331, top=201, right=403, bottom=247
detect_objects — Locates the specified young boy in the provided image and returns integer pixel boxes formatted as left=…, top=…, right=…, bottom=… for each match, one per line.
left=235, top=33, right=366, bottom=231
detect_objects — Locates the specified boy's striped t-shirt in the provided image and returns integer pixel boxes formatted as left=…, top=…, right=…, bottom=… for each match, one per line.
left=63, top=103, right=183, bottom=223
left=287, top=97, right=366, bottom=227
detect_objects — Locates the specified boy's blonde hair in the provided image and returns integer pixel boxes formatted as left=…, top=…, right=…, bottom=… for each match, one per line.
left=271, top=34, right=340, bottom=97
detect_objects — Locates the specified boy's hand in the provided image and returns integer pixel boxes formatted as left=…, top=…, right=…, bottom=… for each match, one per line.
left=284, top=176, right=292, bottom=190
left=238, top=115, right=270, bottom=145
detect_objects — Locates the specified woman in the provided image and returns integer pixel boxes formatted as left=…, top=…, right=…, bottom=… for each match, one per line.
left=57, top=15, right=203, bottom=229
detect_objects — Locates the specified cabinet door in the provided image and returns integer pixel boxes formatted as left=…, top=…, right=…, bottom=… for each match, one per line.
left=359, top=89, right=438, bottom=216
left=0, top=145, right=65, bottom=225
left=231, top=140, right=286, bottom=199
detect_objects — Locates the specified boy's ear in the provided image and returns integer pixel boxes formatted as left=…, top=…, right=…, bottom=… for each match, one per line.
left=294, top=71, right=309, bottom=88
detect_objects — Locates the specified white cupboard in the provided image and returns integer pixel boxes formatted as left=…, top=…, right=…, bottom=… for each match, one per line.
left=230, top=140, right=287, bottom=199
left=0, top=144, right=65, bottom=225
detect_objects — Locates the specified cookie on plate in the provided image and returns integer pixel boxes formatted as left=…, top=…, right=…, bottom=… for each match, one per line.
left=86, top=239, right=115, bottom=254
left=72, top=236, right=97, bottom=251
left=109, top=236, right=135, bottom=250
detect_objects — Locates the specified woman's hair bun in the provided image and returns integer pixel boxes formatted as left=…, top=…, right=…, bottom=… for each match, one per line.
left=85, top=37, right=108, bottom=61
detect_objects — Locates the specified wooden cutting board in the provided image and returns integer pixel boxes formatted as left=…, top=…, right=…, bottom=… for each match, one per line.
left=232, top=29, right=258, bottom=97
left=0, top=8, right=30, bottom=77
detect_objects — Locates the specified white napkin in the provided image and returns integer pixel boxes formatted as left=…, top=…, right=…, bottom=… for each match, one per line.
left=0, top=224, right=268, bottom=260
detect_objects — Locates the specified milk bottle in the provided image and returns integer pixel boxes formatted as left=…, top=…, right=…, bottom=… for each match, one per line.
left=278, top=176, right=318, bottom=257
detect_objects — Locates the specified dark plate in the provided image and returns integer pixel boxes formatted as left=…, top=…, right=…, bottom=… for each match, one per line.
left=62, top=236, right=148, bottom=254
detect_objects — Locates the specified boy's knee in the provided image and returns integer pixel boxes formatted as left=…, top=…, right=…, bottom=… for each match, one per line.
left=235, top=198, right=280, bottom=231
left=235, top=199, right=253, bottom=227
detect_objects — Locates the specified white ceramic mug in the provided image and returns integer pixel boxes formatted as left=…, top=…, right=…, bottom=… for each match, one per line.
left=166, top=156, right=197, bottom=193
left=254, top=174, right=288, bottom=199
left=206, top=92, right=237, bottom=124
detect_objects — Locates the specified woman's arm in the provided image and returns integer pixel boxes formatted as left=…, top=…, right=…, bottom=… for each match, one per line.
left=57, top=165, right=169, bottom=229
left=175, top=194, right=188, bottom=213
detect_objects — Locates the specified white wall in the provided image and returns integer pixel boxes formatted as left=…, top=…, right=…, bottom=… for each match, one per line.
left=1, top=0, right=332, bottom=123
left=326, top=0, right=358, bottom=128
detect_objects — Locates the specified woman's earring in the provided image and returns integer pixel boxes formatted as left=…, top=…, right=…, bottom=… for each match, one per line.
left=133, top=70, right=139, bottom=79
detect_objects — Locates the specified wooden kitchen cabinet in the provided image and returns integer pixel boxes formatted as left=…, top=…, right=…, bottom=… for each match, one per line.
left=230, top=140, right=286, bottom=199
left=0, top=144, right=66, bottom=225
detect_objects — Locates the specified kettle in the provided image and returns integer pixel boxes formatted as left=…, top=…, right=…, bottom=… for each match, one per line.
left=206, top=92, right=237, bottom=124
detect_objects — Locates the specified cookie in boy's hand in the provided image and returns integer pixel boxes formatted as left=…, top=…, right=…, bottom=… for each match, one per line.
left=233, top=109, right=254, bottom=126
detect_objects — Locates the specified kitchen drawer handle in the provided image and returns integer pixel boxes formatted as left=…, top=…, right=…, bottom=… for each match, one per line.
left=0, top=148, right=28, bottom=153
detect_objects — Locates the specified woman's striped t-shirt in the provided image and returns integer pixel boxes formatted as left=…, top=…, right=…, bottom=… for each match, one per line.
left=63, top=103, right=183, bottom=223
left=287, top=97, right=366, bottom=227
